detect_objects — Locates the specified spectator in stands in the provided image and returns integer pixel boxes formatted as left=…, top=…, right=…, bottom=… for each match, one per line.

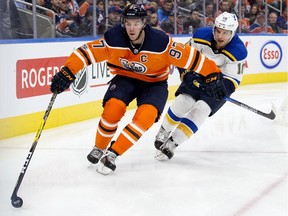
left=77, top=6, right=106, bottom=36
left=96, top=0, right=105, bottom=12
left=36, top=0, right=45, bottom=7
left=107, top=6, right=122, bottom=30
left=277, top=5, right=288, bottom=33
left=188, top=1, right=203, bottom=12
left=145, top=5, right=155, bottom=24
left=0, top=0, right=21, bottom=39
left=183, top=8, right=204, bottom=34
left=214, top=0, right=232, bottom=18
left=248, top=4, right=259, bottom=25
left=157, top=0, right=173, bottom=23
left=233, top=0, right=251, bottom=16
left=160, top=10, right=185, bottom=34
left=149, top=12, right=162, bottom=30
left=239, top=0, right=250, bottom=17
left=250, top=11, right=275, bottom=33
left=268, top=0, right=281, bottom=15
left=46, top=0, right=76, bottom=37
left=118, top=0, right=126, bottom=9
left=255, top=0, right=265, bottom=12
left=149, top=0, right=159, bottom=13
left=76, top=0, right=85, bottom=5
left=239, top=2, right=250, bottom=33
left=95, top=0, right=105, bottom=20
left=268, top=11, right=281, bottom=33
left=204, top=1, right=215, bottom=27
left=64, top=0, right=81, bottom=23
left=176, top=0, right=193, bottom=8
left=110, top=0, right=121, bottom=7
left=58, top=0, right=82, bottom=35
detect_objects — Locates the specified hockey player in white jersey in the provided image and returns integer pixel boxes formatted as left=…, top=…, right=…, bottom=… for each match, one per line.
left=154, top=12, right=248, bottom=160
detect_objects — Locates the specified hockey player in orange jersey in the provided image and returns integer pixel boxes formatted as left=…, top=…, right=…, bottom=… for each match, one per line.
left=50, top=4, right=221, bottom=175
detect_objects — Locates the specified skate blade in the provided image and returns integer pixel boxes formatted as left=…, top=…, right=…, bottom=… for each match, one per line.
left=155, top=150, right=169, bottom=161
left=96, top=163, right=113, bottom=175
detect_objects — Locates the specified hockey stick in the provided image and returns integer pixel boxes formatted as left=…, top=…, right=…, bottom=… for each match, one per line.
left=225, top=97, right=276, bottom=120
left=11, top=92, right=57, bottom=208
left=192, top=79, right=276, bottom=120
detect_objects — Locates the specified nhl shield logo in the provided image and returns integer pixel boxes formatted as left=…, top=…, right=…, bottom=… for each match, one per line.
left=71, top=67, right=88, bottom=96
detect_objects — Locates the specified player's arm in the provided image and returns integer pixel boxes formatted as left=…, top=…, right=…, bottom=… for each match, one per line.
left=199, top=58, right=245, bottom=100
left=168, top=41, right=221, bottom=77
left=50, top=39, right=108, bottom=94
left=176, top=55, right=228, bottom=101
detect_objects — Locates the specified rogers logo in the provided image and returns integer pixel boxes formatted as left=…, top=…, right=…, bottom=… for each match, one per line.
left=16, top=57, right=67, bottom=98
left=260, top=41, right=282, bottom=69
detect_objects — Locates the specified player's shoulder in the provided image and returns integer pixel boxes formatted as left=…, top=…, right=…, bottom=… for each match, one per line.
left=193, top=27, right=214, bottom=46
left=143, top=25, right=170, bottom=52
left=193, top=27, right=247, bottom=62
left=223, top=34, right=247, bottom=61
left=104, top=25, right=128, bottom=47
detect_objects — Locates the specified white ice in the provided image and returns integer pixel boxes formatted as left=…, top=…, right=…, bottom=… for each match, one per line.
left=0, top=83, right=287, bottom=216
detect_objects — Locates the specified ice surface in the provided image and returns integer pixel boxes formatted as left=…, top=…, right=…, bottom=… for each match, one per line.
left=0, top=83, right=287, bottom=216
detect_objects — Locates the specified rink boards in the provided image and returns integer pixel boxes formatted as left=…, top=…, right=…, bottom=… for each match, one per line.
left=0, top=34, right=287, bottom=139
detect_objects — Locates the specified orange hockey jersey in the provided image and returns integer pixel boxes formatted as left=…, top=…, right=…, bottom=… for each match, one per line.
left=64, top=24, right=220, bottom=82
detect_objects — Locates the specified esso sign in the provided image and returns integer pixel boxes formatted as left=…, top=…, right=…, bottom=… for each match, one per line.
left=260, top=41, right=282, bottom=69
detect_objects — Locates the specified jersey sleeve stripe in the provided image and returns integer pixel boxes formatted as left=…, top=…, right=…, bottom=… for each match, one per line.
left=74, top=50, right=87, bottom=67
left=194, top=54, right=205, bottom=73
left=78, top=47, right=92, bottom=65
left=184, top=47, right=195, bottom=69
left=222, top=50, right=237, bottom=61
left=190, top=50, right=200, bottom=71
left=193, top=38, right=211, bottom=46
left=86, top=48, right=96, bottom=64
left=223, top=76, right=240, bottom=89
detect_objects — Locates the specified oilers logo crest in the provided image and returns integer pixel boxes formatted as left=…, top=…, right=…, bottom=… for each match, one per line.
left=120, top=59, right=147, bottom=74
left=71, top=67, right=88, bottom=96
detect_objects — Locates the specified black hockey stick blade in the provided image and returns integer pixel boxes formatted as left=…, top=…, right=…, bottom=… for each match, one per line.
left=10, top=92, right=57, bottom=208
left=225, top=97, right=276, bottom=120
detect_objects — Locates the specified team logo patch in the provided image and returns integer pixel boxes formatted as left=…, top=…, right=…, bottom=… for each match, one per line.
left=110, top=84, right=116, bottom=91
left=120, top=59, right=147, bottom=74
left=82, top=44, right=89, bottom=50
left=71, top=68, right=88, bottom=96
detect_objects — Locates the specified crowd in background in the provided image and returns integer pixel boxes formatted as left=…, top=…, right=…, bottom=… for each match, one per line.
left=0, top=0, right=287, bottom=39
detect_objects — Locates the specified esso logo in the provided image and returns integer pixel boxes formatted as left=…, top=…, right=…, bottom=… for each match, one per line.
left=260, top=41, right=282, bottom=69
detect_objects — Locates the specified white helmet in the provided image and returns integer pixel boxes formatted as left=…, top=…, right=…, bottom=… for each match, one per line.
left=214, top=12, right=238, bottom=38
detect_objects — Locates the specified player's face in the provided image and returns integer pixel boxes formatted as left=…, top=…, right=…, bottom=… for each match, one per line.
left=124, top=19, right=145, bottom=41
left=213, top=27, right=232, bottom=49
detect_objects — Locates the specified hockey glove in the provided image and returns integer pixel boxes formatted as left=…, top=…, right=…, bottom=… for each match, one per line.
left=181, top=71, right=203, bottom=89
left=203, top=73, right=227, bottom=101
left=50, top=67, right=76, bottom=94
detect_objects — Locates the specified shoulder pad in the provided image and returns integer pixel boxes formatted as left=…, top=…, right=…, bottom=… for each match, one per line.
left=221, top=35, right=247, bottom=62
left=142, top=25, right=170, bottom=52
left=193, top=27, right=214, bottom=46
left=104, top=25, right=128, bottom=47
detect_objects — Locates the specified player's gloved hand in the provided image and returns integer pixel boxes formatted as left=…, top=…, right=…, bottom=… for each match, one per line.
left=181, top=70, right=203, bottom=89
left=203, top=73, right=227, bottom=100
left=50, top=67, right=76, bottom=94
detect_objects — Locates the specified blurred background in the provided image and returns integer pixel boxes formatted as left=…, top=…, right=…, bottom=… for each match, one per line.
left=0, top=0, right=287, bottom=40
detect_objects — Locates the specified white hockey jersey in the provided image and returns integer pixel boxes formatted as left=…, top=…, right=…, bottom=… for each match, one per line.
left=191, top=27, right=247, bottom=89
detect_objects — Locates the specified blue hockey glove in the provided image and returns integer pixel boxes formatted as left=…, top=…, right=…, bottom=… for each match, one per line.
left=50, top=67, right=76, bottom=94
left=203, top=73, right=227, bottom=100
